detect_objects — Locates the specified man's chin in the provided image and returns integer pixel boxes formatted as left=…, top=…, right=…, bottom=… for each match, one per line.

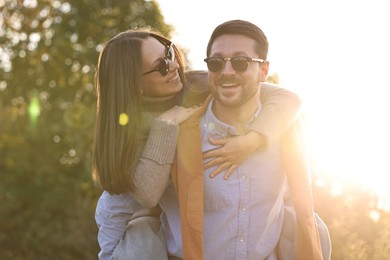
left=215, top=97, right=244, bottom=108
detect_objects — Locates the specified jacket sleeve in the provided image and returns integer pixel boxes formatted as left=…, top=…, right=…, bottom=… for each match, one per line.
left=249, top=82, right=301, bottom=147
left=281, top=119, right=323, bottom=260
left=130, top=118, right=179, bottom=208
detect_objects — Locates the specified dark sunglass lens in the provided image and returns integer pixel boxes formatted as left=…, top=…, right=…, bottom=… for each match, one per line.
left=231, top=57, right=249, bottom=72
left=166, top=44, right=175, bottom=61
left=207, top=58, right=223, bottom=72
left=157, top=59, right=169, bottom=76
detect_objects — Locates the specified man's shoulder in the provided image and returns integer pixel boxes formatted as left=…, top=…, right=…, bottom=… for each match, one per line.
left=261, top=82, right=281, bottom=88
left=182, top=70, right=210, bottom=107
left=184, top=70, right=209, bottom=94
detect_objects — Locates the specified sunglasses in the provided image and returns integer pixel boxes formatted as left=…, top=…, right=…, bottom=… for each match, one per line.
left=204, top=56, right=265, bottom=73
left=143, top=43, right=175, bottom=76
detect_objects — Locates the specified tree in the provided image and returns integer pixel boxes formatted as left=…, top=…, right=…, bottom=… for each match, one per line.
left=0, top=0, right=172, bottom=258
left=266, top=72, right=280, bottom=84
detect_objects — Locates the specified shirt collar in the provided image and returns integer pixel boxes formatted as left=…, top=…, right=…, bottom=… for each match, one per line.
left=203, top=98, right=261, bottom=138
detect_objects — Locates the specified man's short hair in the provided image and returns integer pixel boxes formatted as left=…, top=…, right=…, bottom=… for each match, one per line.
left=206, top=19, right=269, bottom=60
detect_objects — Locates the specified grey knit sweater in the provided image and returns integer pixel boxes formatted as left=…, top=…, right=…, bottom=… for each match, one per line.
left=130, top=95, right=180, bottom=208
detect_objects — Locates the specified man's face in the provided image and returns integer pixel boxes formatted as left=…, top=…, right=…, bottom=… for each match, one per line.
left=207, top=34, right=269, bottom=108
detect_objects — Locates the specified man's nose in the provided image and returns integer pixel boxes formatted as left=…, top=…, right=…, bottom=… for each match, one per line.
left=220, top=60, right=236, bottom=74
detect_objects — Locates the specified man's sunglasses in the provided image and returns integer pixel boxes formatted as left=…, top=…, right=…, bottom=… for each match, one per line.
left=143, top=43, right=175, bottom=76
left=203, top=56, right=265, bottom=73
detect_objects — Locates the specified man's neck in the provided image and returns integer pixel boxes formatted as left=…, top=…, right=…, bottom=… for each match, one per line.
left=212, top=94, right=260, bottom=134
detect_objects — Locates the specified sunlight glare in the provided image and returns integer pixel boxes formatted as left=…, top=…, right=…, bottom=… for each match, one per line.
left=157, top=0, right=390, bottom=200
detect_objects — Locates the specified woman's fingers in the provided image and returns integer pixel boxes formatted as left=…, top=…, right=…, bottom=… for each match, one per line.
left=159, top=106, right=200, bottom=124
left=204, top=156, right=226, bottom=169
left=204, top=134, right=260, bottom=179
left=203, top=145, right=227, bottom=160
left=209, top=162, right=230, bottom=178
left=208, top=163, right=238, bottom=180
left=208, top=137, right=229, bottom=146
left=223, top=164, right=238, bottom=180
left=176, top=106, right=200, bottom=124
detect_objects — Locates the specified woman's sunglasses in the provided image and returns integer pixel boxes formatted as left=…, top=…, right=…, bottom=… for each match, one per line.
left=204, top=56, right=265, bottom=73
left=143, top=43, right=175, bottom=76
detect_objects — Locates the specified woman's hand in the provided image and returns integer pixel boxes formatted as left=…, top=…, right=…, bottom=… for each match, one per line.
left=203, top=131, right=267, bottom=179
left=158, top=105, right=199, bottom=125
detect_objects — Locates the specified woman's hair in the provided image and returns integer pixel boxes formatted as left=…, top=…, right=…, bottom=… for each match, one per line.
left=92, top=29, right=186, bottom=194
left=206, top=19, right=269, bottom=60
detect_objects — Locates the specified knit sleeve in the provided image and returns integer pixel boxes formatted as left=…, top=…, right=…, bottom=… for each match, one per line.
left=249, top=83, right=301, bottom=147
left=130, top=118, right=179, bottom=208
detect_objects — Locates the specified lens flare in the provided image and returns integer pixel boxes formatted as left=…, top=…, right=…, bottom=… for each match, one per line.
left=119, top=113, right=129, bottom=126
left=28, top=94, right=40, bottom=127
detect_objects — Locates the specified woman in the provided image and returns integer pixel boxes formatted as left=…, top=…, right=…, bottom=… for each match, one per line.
left=93, top=29, right=301, bottom=259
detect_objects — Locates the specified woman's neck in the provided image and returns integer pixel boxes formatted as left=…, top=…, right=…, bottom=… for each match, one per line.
left=141, top=94, right=177, bottom=113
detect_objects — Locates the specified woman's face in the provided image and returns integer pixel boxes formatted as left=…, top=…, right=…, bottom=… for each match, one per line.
left=141, top=37, right=183, bottom=97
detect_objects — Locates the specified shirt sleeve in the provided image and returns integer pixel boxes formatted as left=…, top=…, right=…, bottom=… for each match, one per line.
left=130, top=118, right=179, bottom=208
left=249, top=83, right=301, bottom=147
left=95, top=191, right=143, bottom=260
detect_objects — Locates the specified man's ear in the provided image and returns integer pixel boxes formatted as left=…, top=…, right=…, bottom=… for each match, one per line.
left=260, top=61, right=269, bottom=82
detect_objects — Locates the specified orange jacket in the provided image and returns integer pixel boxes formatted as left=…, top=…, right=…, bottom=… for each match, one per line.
left=171, top=95, right=323, bottom=260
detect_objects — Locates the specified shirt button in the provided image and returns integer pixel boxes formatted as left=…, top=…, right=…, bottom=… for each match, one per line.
left=241, top=175, right=247, bottom=179
left=242, top=207, right=247, bottom=211
left=239, top=237, right=246, bottom=243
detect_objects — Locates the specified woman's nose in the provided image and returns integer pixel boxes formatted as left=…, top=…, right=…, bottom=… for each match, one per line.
left=169, top=59, right=179, bottom=71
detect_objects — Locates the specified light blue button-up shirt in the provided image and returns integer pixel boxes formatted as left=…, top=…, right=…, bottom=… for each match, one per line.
left=160, top=99, right=287, bottom=260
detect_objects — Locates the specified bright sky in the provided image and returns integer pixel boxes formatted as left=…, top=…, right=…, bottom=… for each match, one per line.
left=157, top=0, right=390, bottom=201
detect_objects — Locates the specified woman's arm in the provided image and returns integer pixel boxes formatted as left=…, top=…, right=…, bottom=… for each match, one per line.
left=183, top=70, right=301, bottom=178
left=183, top=70, right=300, bottom=145
left=203, top=82, right=301, bottom=178
left=131, top=106, right=199, bottom=208
left=94, top=106, right=198, bottom=259
left=130, top=118, right=179, bottom=208
left=254, top=82, right=301, bottom=145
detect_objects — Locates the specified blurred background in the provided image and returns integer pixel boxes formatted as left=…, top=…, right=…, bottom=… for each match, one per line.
left=1, top=0, right=389, bottom=259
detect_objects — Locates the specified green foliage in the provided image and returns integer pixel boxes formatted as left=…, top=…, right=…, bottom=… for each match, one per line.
left=266, top=73, right=280, bottom=84
left=1, top=0, right=390, bottom=259
left=0, top=0, right=172, bottom=258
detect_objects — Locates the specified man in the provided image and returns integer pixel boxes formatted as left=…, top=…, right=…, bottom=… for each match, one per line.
left=167, top=20, right=331, bottom=259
